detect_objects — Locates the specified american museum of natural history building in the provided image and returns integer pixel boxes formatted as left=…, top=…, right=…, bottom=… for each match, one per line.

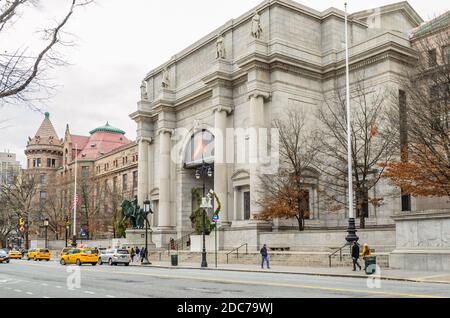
left=130, top=0, right=449, bottom=257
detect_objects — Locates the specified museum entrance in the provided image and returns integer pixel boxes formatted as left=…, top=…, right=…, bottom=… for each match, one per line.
left=181, top=129, right=215, bottom=235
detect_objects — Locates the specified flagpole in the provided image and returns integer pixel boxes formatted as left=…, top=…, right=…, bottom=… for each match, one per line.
left=344, top=2, right=358, bottom=244
left=72, top=143, right=78, bottom=246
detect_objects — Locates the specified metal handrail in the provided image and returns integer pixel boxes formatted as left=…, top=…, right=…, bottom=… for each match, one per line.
left=167, top=232, right=194, bottom=255
left=226, top=243, right=248, bottom=264
left=328, top=243, right=349, bottom=268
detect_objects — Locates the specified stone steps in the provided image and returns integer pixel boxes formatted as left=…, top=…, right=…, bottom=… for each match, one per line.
left=153, top=251, right=390, bottom=268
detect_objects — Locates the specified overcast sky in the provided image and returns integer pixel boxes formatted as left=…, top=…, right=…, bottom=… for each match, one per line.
left=0, top=0, right=448, bottom=166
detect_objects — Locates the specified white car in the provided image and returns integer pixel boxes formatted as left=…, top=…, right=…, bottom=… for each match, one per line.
left=0, top=249, right=10, bottom=264
left=98, top=248, right=131, bottom=266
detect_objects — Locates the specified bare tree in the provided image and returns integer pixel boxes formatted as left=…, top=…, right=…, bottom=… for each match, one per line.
left=315, top=72, right=397, bottom=228
left=0, top=170, right=39, bottom=247
left=0, top=0, right=94, bottom=108
left=257, top=109, right=317, bottom=231
left=383, top=16, right=450, bottom=197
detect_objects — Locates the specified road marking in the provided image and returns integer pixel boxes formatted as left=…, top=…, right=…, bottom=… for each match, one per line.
left=41, top=283, right=48, bottom=286
left=106, top=295, right=115, bottom=298
left=14, top=289, right=22, bottom=293
left=55, top=286, right=62, bottom=289
left=26, top=292, right=33, bottom=295
left=13, top=262, right=448, bottom=298
left=84, top=291, right=95, bottom=295
left=43, top=296, right=50, bottom=298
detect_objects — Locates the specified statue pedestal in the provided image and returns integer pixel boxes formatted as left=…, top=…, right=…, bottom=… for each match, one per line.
left=124, top=229, right=156, bottom=250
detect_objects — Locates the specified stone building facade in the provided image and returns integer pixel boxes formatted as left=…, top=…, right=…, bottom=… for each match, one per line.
left=131, top=0, right=430, bottom=249
left=0, top=151, right=21, bottom=185
left=25, top=113, right=138, bottom=240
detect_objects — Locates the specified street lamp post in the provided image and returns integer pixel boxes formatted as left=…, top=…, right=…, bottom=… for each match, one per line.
left=344, top=3, right=359, bottom=245
left=195, top=163, right=213, bottom=268
left=142, top=199, right=152, bottom=265
left=43, top=218, right=49, bottom=249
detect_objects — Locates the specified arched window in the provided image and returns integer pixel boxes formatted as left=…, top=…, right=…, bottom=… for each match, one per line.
left=184, top=129, right=214, bottom=168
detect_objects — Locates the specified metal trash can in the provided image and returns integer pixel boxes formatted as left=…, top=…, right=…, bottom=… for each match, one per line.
left=364, top=256, right=377, bottom=275
left=171, top=254, right=178, bottom=266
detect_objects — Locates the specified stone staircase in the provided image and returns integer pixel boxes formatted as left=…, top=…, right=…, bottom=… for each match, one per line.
left=152, top=249, right=390, bottom=268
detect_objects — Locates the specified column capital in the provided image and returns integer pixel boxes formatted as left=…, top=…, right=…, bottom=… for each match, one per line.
left=248, top=90, right=271, bottom=101
left=137, top=137, right=154, bottom=144
left=212, top=105, right=233, bottom=115
left=157, top=128, right=174, bottom=136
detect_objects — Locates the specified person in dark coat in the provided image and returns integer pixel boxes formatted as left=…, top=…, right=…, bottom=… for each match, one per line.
left=351, top=241, right=362, bottom=271
left=260, top=244, right=270, bottom=269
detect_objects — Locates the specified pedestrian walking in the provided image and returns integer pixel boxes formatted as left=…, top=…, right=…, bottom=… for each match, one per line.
left=130, top=247, right=135, bottom=262
left=140, top=246, right=147, bottom=263
left=260, top=244, right=270, bottom=269
left=351, top=241, right=362, bottom=271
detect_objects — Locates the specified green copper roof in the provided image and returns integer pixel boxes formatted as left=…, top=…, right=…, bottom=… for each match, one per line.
left=89, top=122, right=125, bottom=135
left=413, top=12, right=449, bottom=37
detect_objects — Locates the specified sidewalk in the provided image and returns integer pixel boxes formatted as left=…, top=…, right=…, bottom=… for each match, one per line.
left=132, top=260, right=450, bottom=285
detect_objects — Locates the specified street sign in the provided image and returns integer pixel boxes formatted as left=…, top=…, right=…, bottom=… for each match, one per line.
left=212, top=214, right=220, bottom=223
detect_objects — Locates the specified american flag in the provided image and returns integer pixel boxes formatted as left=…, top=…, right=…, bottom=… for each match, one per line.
left=72, top=194, right=79, bottom=207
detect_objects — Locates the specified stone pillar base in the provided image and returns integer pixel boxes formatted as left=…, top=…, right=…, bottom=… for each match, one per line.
left=152, top=228, right=177, bottom=249
left=124, top=229, right=156, bottom=250
left=390, top=249, right=450, bottom=271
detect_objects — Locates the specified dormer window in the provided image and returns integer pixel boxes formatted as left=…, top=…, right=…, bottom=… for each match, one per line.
left=91, top=143, right=96, bottom=148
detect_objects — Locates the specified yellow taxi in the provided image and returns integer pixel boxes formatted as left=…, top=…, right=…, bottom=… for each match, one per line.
left=8, top=250, right=22, bottom=259
left=60, top=248, right=98, bottom=266
left=60, top=247, right=74, bottom=257
left=27, top=248, right=51, bottom=261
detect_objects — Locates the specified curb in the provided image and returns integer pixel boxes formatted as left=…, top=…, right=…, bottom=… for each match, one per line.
left=130, top=263, right=450, bottom=285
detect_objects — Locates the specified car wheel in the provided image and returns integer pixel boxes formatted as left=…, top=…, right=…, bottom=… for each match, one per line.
left=6, top=260, right=9, bottom=264
left=76, top=259, right=82, bottom=266
left=91, top=263, right=96, bottom=266
left=34, top=257, right=37, bottom=261
left=108, top=259, right=113, bottom=266
left=124, top=263, right=129, bottom=266
left=98, top=258, right=103, bottom=265
left=60, top=259, right=66, bottom=266
left=46, top=259, right=49, bottom=262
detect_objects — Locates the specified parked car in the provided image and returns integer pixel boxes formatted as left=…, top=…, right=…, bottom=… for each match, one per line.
left=98, top=248, right=131, bottom=266
left=8, top=250, right=22, bottom=259
left=60, top=248, right=98, bottom=266
left=27, top=248, right=51, bottom=261
left=0, top=249, right=10, bottom=263
left=60, top=247, right=74, bottom=257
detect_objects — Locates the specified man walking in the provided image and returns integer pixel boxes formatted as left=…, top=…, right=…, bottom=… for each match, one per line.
left=260, top=244, right=270, bottom=269
left=351, top=241, right=362, bottom=271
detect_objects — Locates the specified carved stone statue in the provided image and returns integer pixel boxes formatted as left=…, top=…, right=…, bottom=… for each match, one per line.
left=251, top=11, right=263, bottom=39
left=140, top=81, right=148, bottom=100
left=216, top=33, right=225, bottom=59
left=161, top=67, right=170, bottom=88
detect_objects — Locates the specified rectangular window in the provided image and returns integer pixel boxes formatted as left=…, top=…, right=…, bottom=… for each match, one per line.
left=40, top=173, right=47, bottom=185
left=36, top=158, right=41, bottom=167
left=113, top=176, right=117, bottom=193
left=399, top=90, right=408, bottom=160
left=443, top=45, right=450, bottom=64
left=243, top=191, right=251, bottom=220
left=47, top=158, right=52, bottom=168
left=401, top=194, right=411, bottom=212
left=52, top=159, right=56, bottom=168
left=122, top=174, right=128, bottom=191
left=301, top=190, right=311, bottom=219
left=133, top=171, right=138, bottom=189
left=81, top=166, right=89, bottom=178
left=428, top=49, right=437, bottom=67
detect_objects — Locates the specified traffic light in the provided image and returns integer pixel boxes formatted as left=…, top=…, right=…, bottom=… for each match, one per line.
left=19, top=216, right=24, bottom=226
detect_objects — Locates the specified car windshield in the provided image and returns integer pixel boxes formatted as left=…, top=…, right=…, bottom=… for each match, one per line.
left=40, top=249, right=49, bottom=253
left=117, top=250, right=129, bottom=255
left=81, top=250, right=93, bottom=254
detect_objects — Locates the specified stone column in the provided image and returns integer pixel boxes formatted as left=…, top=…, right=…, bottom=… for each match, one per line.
left=214, top=106, right=231, bottom=226
left=158, top=128, right=173, bottom=229
left=137, top=139, right=149, bottom=206
left=248, top=92, right=269, bottom=217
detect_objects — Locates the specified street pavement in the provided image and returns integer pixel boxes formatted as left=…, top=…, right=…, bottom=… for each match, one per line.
left=0, top=259, right=449, bottom=298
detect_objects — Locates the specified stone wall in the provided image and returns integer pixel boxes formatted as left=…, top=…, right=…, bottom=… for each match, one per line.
left=390, top=210, right=450, bottom=271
